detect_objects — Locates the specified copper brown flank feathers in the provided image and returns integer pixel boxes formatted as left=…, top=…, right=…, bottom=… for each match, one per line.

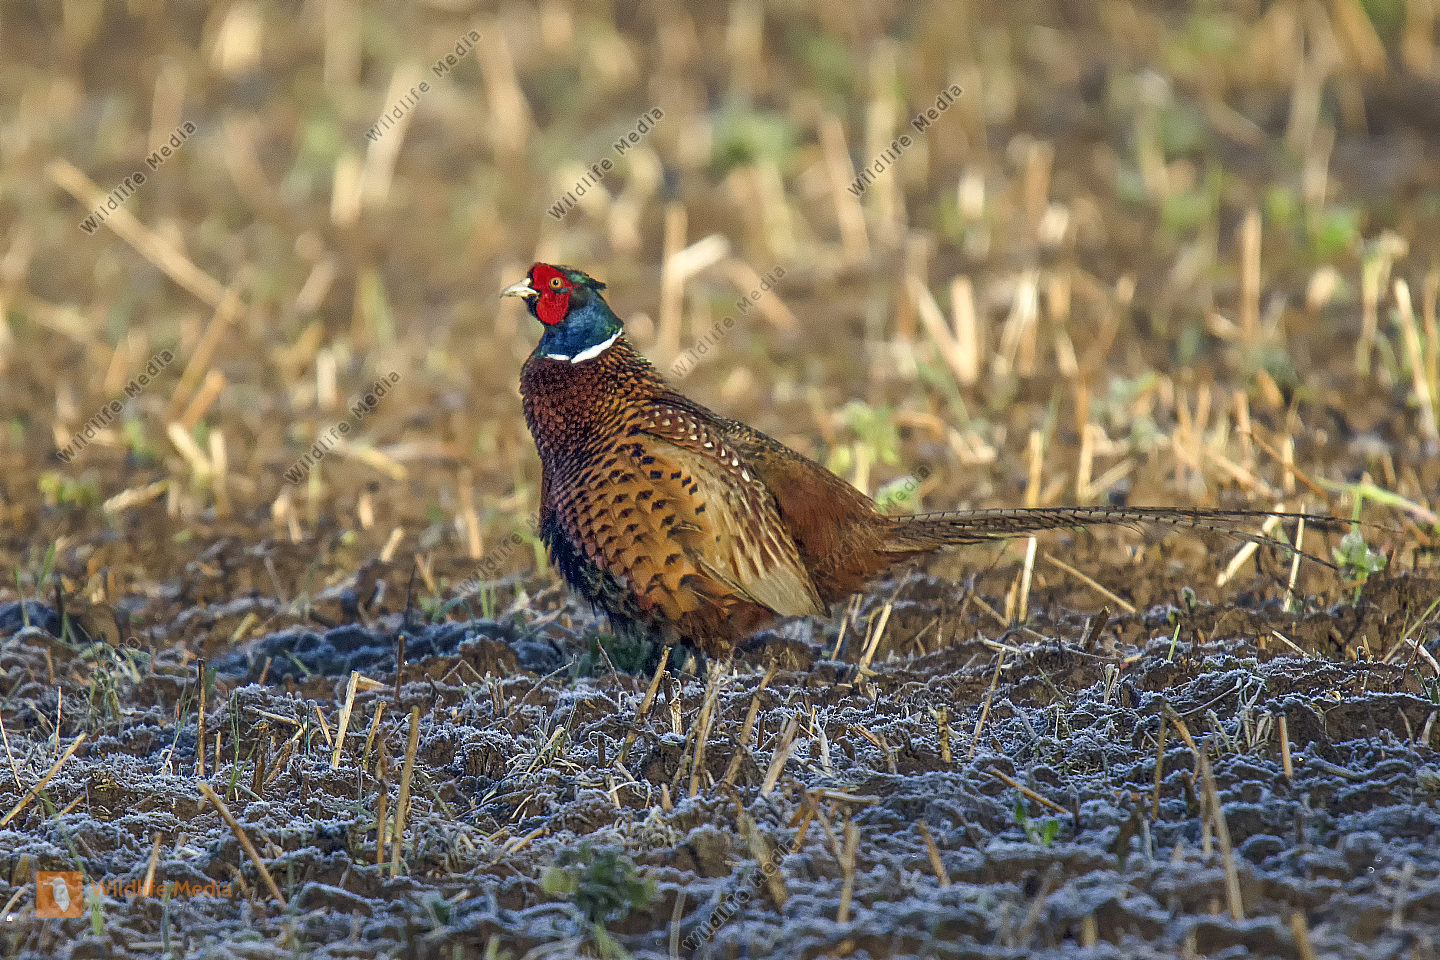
left=503, top=263, right=1340, bottom=662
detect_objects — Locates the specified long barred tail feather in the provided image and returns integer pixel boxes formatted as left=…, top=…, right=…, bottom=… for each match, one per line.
left=887, top=506, right=1350, bottom=570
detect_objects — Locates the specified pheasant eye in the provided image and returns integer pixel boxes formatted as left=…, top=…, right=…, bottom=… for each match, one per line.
left=550, top=277, right=563, bottom=290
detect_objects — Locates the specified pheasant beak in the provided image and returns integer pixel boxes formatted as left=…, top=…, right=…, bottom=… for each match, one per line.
left=500, top=279, right=538, bottom=301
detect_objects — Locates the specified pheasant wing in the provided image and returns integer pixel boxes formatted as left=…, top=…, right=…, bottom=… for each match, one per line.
left=616, top=407, right=825, bottom=619
left=545, top=450, right=822, bottom=636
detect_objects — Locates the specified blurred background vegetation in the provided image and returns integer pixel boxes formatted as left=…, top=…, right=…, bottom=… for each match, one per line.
left=2, top=0, right=1438, bottom=639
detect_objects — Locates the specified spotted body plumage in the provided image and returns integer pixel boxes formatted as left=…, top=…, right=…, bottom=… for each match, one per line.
left=521, top=339, right=833, bottom=653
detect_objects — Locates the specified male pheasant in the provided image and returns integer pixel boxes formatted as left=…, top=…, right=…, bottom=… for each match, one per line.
left=504, top=262, right=1333, bottom=661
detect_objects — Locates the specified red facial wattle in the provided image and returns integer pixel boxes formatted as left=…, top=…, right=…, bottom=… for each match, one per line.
left=529, top=263, right=572, bottom=325
left=536, top=288, right=570, bottom=325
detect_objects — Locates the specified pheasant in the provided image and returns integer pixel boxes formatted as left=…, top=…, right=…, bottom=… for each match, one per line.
left=503, top=262, right=1336, bottom=661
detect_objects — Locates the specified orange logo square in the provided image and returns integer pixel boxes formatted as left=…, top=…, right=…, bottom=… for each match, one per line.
left=36, top=871, right=82, bottom=918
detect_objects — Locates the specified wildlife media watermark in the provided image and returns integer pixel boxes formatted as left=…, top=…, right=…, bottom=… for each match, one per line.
left=451, top=517, right=542, bottom=598
left=682, top=828, right=803, bottom=953
left=56, top=350, right=175, bottom=462
left=365, top=29, right=480, bottom=142
left=284, top=372, right=401, bottom=484
left=547, top=108, right=665, bottom=221
left=36, top=871, right=234, bottom=918
left=78, top=122, right=196, bottom=234
left=847, top=83, right=962, bottom=198
left=874, top=465, right=931, bottom=512
left=669, top=265, right=786, bottom=379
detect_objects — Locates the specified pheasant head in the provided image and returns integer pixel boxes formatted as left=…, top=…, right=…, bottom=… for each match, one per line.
left=501, top=262, right=621, bottom=363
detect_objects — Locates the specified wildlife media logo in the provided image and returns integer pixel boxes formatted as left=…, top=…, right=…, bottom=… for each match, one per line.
left=35, top=872, right=82, bottom=918
left=36, top=871, right=234, bottom=917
